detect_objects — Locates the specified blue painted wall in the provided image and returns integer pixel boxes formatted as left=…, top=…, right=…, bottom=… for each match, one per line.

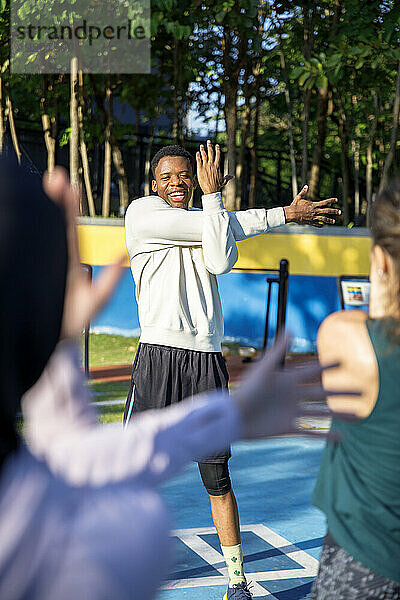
left=91, top=267, right=342, bottom=352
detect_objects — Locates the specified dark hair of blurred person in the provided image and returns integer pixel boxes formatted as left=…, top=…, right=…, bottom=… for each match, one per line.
left=0, top=156, right=67, bottom=470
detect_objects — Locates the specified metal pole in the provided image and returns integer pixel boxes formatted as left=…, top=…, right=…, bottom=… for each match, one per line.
left=276, top=258, right=289, bottom=339
left=263, top=278, right=278, bottom=353
left=82, top=264, right=93, bottom=377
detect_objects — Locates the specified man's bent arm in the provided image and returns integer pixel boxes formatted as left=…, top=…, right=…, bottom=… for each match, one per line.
left=126, top=195, right=285, bottom=252
left=201, top=192, right=238, bottom=274
left=125, top=196, right=203, bottom=248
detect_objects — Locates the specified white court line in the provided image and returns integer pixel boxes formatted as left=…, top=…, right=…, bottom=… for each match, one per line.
left=250, top=524, right=319, bottom=571
left=162, top=524, right=319, bottom=597
left=178, top=534, right=227, bottom=576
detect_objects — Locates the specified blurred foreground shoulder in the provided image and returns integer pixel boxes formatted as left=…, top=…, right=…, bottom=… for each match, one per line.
left=318, top=309, right=368, bottom=347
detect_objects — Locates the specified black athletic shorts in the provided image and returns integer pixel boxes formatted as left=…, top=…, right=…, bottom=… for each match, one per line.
left=123, top=343, right=230, bottom=464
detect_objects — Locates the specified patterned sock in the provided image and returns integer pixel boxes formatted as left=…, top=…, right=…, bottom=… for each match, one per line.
left=221, top=543, right=246, bottom=587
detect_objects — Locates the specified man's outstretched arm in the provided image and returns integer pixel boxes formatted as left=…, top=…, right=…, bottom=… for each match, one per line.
left=197, top=141, right=340, bottom=245
left=228, top=184, right=340, bottom=240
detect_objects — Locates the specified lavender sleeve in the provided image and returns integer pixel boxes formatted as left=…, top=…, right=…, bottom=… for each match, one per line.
left=22, top=341, right=241, bottom=487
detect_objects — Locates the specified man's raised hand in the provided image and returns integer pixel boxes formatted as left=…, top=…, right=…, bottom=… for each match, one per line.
left=283, top=185, right=340, bottom=227
left=196, top=139, right=234, bottom=195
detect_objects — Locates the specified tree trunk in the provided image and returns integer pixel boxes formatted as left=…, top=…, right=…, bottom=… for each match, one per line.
left=351, top=95, right=360, bottom=218
left=111, top=95, right=129, bottom=212
left=280, top=50, right=298, bottom=198
left=172, top=42, right=179, bottom=144
left=41, top=76, right=56, bottom=173
left=144, top=120, right=155, bottom=197
left=366, top=136, right=374, bottom=227
left=222, top=24, right=244, bottom=211
left=308, top=86, right=329, bottom=200
left=5, top=86, right=21, bottom=164
left=215, top=93, right=222, bottom=140
left=301, top=3, right=315, bottom=186
left=103, top=139, right=112, bottom=217
left=236, top=99, right=251, bottom=210
left=41, top=114, right=56, bottom=173
left=301, top=89, right=311, bottom=185
left=112, top=144, right=129, bottom=213
left=172, top=40, right=185, bottom=145
left=379, top=60, right=400, bottom=192
left=224, top=90, right=238, bottom=210
left=247, top=3, right=266, bottom=209
left=69, top=57, right=80, bottom=200
left=332, top=99, right=352, bottom=224
left=102, top=79, right=112, bottom=218
left=249, top=95, right=260, bottom=209
left=89, top=74, right=129, bottom=214
left=352, top=137, right=360, bottom=218
left=0, top=77, right=5, bottom=154
left=78, top=71, right=95, bottom=217
left=366, top=93, right=378, bottom=228
left=308, top=0, right=342, bottom=200
left=339, top=125, right=351, bottom=226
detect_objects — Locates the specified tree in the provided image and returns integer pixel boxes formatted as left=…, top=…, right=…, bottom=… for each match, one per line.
left=380, top=61, right=400, bottom=191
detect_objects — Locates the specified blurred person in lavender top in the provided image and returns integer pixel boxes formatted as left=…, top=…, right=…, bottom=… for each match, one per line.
left=0, top=159, right=355, bottom=600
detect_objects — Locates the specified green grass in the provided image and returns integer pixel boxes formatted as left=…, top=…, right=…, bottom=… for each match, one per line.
left=89, top=380, right=131, bottom=402
left=83, top=333, right=255, bottom=370
left=79, top=334, right=315, bottom=425
left=83, top=333, right=139, bottom=368
left=81, top=335, right=257, bottom=424
left=88, top=380, right=130, bottom=424
left=96, top=404, right=125, bottom=424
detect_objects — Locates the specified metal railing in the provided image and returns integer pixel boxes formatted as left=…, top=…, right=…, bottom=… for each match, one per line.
left=262, top=259, right=289, bottom=361
left=81, top=264, right=93, bottom=377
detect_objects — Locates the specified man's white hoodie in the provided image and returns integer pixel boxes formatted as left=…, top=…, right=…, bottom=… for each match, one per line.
left=125, top=192, right=284, bottom=352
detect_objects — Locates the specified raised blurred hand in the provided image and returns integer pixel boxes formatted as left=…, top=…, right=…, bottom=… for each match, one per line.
left=232, top=335, right=360, bottom=440
left=43, top=167, right=125, bottom=340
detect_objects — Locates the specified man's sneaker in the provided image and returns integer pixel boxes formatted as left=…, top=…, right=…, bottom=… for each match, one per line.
left=223, top=581, right=253, bottom=599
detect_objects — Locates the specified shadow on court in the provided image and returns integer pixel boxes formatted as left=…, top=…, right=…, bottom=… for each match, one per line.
left=158, top=437, right=326, bottom=600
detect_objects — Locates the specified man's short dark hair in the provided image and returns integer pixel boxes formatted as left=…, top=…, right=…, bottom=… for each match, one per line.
left=151, top=145, right=194, bottom=177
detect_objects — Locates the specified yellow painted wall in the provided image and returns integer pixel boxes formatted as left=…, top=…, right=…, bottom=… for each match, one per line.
left=235, top=233, right=371, bottom=276
left=77, top=224, right=371, bottom=276
left=78, top=225, right=130, bottom=267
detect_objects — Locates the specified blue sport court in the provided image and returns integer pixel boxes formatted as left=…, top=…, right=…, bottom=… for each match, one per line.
left=157, top=436, right=327, bottom=600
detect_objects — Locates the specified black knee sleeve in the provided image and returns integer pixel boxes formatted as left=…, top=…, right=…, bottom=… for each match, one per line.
left=198, top=460, right=232, bottom=496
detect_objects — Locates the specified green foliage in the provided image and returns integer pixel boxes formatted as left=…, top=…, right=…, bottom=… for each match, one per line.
left=59, top=127, right=71, bottom=147
left=2, top=0, right=400, bottom=220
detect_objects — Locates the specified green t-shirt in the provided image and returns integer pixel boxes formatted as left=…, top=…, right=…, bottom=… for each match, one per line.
left=312, top=318, right=400, bottom=582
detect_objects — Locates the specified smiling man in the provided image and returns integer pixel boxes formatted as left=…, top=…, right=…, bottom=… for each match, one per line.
left=124, top=142, right=340, bottom=600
